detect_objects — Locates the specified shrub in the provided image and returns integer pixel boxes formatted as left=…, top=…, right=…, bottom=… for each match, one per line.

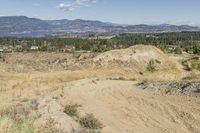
left=63, top=105, right=103, bottom=132
left=189, top=60, right=200, bottom=71
left=155, top=59, right=161, bottom=64
left=157, top=45, right=170, bottom=53
left=197, top=63, right=200, bottom=71
left=193, top=43, right=200, bottom=55
left=146, top=59, right=157, bottom=72
left=79, top=114, right=103, bottom=130
left=174, top=46, right=182, bottom=54
left=36, top=117, right=64, bottom=133
left=64, top=104, right=81, bottom=117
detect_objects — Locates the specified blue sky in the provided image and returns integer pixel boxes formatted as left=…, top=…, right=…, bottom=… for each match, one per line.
left=0, top=0, right=200, bottom=25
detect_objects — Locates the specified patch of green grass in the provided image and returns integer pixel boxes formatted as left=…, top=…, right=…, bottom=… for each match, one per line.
left=183, top=57, right=200, bottom=71
left=0, top=114, right=34, bottom=133
left=15, top=119, right=34, bottom=133
left=146, top=59, right=157, bottom=72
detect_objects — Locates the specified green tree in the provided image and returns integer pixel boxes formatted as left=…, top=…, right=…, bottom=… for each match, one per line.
left=174, top=46, right=182, bottom=54
left=193, top=43, right=200, bottom=55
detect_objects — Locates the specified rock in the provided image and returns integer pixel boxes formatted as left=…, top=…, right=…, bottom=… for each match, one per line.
left=137, top=81, right=200, bottom=96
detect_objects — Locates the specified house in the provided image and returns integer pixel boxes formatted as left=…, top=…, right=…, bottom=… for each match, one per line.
left=15, top=45, right=23, bottom=52
left=168, top=45, right=177, bottom=52
left=0, top=45, right=13, bottom=53
left=22, top=44, right=31, bottom=51
left=60, top=45, right=75, bottom=53
left=5, top=47, right=13, bottom=53
left=0, top=48, right=3, bottom=52
left=146, top=34, right=159, bottom=39
left=30, top=46, right=39, bottom=51
left=112, top=44, right=117, bottom=49
left=111, top=44, right=124, bottom=49
left=0, top=46, right=3, bottom=52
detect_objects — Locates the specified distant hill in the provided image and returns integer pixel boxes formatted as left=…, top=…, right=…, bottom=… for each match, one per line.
left=0, top=16, right=199, bottom=37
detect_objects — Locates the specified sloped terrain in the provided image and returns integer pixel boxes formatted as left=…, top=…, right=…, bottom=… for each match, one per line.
left=59, top=79, right=200, bottom=133
left=0, top=45, right=183, bottom=81
left=85, top=45, right=182, bottom=81
left=92, top=45, right=176, bottom=70
left=0, top=45, right=200, bottom=133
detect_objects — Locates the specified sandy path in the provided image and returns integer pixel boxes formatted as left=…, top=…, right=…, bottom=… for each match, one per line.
left=60, top=79, right=200, bottom=133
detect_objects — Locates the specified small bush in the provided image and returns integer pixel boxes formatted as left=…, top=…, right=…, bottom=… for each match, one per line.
left=174, top=46, right=182, bottom=54
left=36, top=117, right=64, bottom=133
left=112, top=77, right=126, bottom=80
left=155, top=59, right=161, bottom=64
left=157, top=45, right=170, bottom=53
left=64, top=104, right=81, bottom=117
left=190, top=62, right=200, bottom=71
left=63, top=105, right=103, bottom=132
left=79, top=114, right=103, bottom=130
left=197, top=63, right=200, bottom=71
left=146, top=59, right=157, bottom=72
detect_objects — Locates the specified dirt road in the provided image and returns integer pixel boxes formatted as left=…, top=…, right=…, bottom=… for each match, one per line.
left=59, top=79, right=200, bottom=133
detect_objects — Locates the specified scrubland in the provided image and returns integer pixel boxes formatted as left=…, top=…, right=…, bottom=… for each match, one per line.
left=0, top=45, right=200, bottom=133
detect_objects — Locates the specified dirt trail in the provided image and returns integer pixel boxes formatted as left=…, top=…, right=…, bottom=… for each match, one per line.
left=59, top=79, right=200, bottom=133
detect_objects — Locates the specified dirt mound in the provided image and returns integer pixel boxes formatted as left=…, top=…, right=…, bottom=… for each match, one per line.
left=0, top=45, right=184, bottom=80
left=92, top=45, right=178, bottom=72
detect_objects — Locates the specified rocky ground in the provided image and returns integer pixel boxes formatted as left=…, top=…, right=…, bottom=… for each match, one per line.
left=137, top=80, right=200, bottom=96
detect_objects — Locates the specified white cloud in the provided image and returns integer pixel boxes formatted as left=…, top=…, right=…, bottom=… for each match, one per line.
left=57, top=0, right=98, bottom=12
left=56, top=3, right=74, bottom=12
left=75, top=0, right=93, bottom=6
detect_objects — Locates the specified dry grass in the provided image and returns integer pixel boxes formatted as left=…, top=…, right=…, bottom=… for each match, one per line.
left=0, top=100, right=39, bottom=133
left=0, top=45, right=200, bottom=133
left=35, top=117, right=65, bottom=133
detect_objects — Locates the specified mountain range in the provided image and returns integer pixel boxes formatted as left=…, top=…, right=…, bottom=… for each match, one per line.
left=0, top=16, right=200, bottom=37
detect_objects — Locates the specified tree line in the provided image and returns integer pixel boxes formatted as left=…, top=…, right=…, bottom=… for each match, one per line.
left=0, top=31, right=200, bottom=54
